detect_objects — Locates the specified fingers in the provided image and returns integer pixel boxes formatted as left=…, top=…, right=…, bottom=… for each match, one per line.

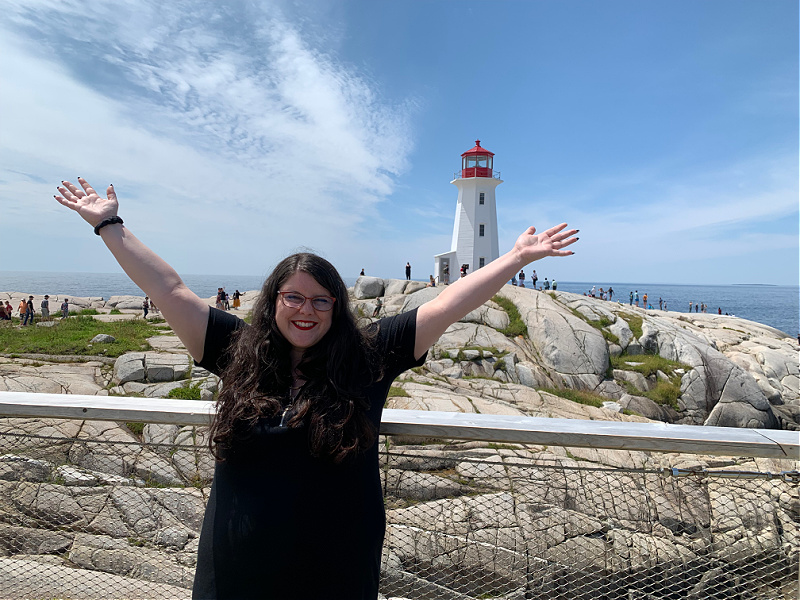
left=56, top=184, right=77, bottom=203
left=59, top=180, right=84, bottom=201
left=553, top=228, right=579, bottom=242
left=54, top=194, right=78, bottom=210
left=78, top=177, right=97, bottom=197
left=106, top=184, right=116, bottom=202
left=544, top=223, right=568, bottom=237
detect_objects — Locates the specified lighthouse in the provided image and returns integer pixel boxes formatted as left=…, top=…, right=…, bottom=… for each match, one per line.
left=434, top=140, right=502, bottom=283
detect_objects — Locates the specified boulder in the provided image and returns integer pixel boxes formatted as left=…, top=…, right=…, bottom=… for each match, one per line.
left=106, top=295, right=145, bottom=310
left=353, top=276, right=385, bottom=299
left=400, top=286, right=443, bottom=313
left=112, top=352, right=191, bottom=385
left=90, top=334, right=116, bottom=344
left=383, top=279, right=410, bottom=296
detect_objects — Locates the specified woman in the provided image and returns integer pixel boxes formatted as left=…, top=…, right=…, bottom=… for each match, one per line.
left=55, top=177, right=577, bottom=599
left=231, top=290, right=241, bottom=309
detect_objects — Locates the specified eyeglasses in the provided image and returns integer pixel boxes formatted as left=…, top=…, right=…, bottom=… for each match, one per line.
left=277, top=291, right=336, bottom=312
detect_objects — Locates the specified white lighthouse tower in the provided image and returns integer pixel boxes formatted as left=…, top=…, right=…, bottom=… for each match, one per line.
left=434, top=140, right=502, bottom=282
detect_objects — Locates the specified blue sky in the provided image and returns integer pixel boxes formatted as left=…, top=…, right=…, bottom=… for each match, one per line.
left=1, top=0, right=797, bottom=285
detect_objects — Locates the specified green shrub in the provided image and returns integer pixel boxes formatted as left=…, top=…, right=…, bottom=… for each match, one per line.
left=109, top=308, right=123, bottom=315
left=167, top=383, right=202, bottom=400
left=78, top=308, right=100, bottom=315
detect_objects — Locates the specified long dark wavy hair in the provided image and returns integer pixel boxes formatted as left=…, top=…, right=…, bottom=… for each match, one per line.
left=208, top=253, right=380, bottom=463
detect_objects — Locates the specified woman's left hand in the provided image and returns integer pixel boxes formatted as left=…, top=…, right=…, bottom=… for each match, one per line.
left=514, top=223, right=578, bottom=264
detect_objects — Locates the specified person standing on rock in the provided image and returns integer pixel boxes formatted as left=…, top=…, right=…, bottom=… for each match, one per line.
left=142, top=297, right=149, bottom=318
left=3, top=301, right=11, bottom=320
left=405, top=262, right=411, bottom=280
left=232, top=290, right=242, bottom=310
left=61, top=298, right=69, bottom=318
left=518, top=269, right=525, bottom=288
left=54, top=177, right=578, bottom=600
left=442, top=264, right=449, bottom=285
left=40, top=295, right=50, bottom=321
left=22, top=296, right=35, bottom=326
left=531, top=270, right=538, bottom=289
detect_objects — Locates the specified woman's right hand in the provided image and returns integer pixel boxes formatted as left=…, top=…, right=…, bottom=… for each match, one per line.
left=55, top=178, right=119, bottom=228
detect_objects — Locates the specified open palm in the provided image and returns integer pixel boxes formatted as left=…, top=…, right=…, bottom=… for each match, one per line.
left=514, top=223, right=578, bottom=263
left=55, top=178, right=118, bottom=227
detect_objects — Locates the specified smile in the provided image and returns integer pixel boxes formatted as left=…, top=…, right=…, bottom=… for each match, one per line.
left=291, top=320, right=317, bottom=331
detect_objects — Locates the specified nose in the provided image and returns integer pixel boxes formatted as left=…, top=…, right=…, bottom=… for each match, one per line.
left=297, top=297, right=316, bottom=315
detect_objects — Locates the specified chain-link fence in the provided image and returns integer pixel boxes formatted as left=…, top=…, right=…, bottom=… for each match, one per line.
left=0, top=417, right=797, bottom=599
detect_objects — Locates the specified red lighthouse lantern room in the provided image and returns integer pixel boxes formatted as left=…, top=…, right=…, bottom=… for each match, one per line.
left=461, top=140, right=494, bottom=178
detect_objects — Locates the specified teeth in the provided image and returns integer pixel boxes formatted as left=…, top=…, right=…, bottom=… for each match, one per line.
left=293, top=321, right=316, bottom=327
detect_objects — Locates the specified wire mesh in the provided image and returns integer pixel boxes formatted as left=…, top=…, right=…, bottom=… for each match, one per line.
left=0, top=418, right=797, bottom=600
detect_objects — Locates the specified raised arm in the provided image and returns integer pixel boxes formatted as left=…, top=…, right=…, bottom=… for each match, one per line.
left=414, top=223, right=578, bottom=359
left=55, top=178, right=209, bottom=361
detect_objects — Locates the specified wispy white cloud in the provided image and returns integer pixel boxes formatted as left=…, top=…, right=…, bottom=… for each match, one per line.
left=1, top=0, right=414, bottom=273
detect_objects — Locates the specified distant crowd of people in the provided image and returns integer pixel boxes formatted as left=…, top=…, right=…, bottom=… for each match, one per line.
left=215, top=288, right=243, bottom=311
left=509, top=269, right=557, bottom=290
left=1, top=295, right=72, bottom=325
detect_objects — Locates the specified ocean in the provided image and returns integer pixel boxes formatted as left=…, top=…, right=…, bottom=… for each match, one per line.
left=1, top=271, right=797, bottom=336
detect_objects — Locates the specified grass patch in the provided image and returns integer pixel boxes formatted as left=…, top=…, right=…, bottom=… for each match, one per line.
left=610, top=353, right=686, bottom=379
left=387, top=385, right=410, bottom=398
left=0, top=315, right=157, bottom=357
left=109, top=308, right=123, bottom=315
left=620, top=313, right=643, bottom=339
left=463, top=374, right=503, bottom=382
left=126, top=422, right=145, bottom=436
left=492, top=295, right=527, bottom=338
left=540, top=387, right=606, bottom=408
left=167, top=382, right=202, bottom=400
left=611, top=353, right=687, bottom=410
left=646, top=380, right=681, bottom=409
left=487, top=442, right=519, bottom=451
left=565, top=306, right=620, bottom=345
left=77, top=308, right=100, bottom=316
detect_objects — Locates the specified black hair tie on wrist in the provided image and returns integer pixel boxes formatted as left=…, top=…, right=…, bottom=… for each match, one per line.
left=94, top=216, right=124, bottom=235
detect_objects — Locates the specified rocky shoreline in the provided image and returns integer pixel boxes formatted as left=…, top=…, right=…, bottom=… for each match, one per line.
left=0, top=280, right=798, bottom=599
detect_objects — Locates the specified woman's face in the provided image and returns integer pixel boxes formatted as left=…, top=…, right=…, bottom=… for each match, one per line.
left=275, top=271, right=334, bottom=363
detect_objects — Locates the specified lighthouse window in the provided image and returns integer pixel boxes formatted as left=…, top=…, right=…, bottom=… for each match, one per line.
left=479, top=224, right=485, bottom=237
left=479, top=257, right=485, bottom=268
left=479, top=193, right=485, bottom=205
left=476, top=156, right=488, bottom=168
